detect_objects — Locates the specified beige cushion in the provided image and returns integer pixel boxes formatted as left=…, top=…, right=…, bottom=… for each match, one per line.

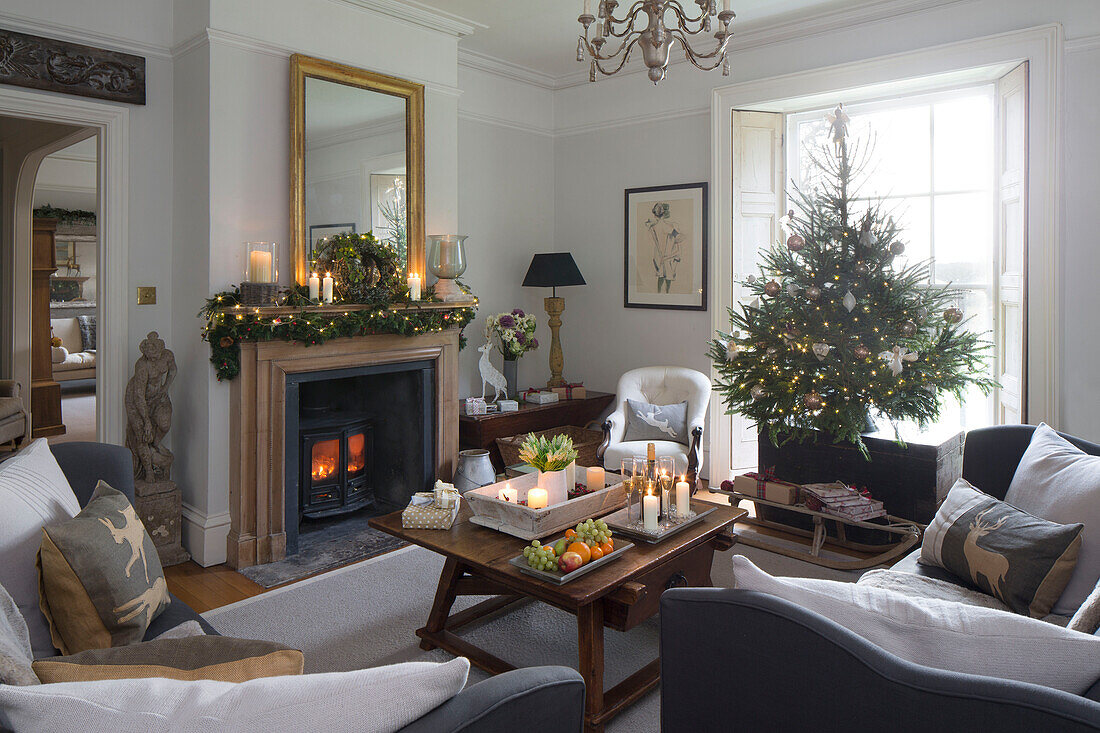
left=53, top=351, right=96, bottom=371
left=1004, top=423, right=1100, bottom=615
left=38, top=482, right=168, bottom=654
left=32, top=636, right=304, bottom=684
left=0, top=657, right=471, bottom=733
left=0, top=439, right=80, bottom=658
left=730, top=554, right=1100, bottom=695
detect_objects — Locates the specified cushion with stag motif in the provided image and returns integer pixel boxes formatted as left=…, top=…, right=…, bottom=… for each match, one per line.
left=623, top=399, right=689, bottom=445
left=919, top=478, right=1083, bottom=618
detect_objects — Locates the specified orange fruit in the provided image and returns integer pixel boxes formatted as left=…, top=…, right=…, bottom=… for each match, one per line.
left=589, top=545, right=604, bottom=561
left=599, top=540, right=614, bottom=555
left=565, top=529, right=576, bottom=539
left=566, top=541, right=592, bottom=565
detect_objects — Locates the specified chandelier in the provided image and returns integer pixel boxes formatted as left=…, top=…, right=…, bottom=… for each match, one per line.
left=576, top=0, right=735, bottom=84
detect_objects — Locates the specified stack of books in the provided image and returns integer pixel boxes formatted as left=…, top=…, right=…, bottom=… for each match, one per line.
left=800, top=482, right=886, bottom=521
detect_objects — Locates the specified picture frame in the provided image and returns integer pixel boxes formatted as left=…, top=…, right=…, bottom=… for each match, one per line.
left=623, top=182, right=708, bottom=311
left=308, top=223, right=357, bottom=261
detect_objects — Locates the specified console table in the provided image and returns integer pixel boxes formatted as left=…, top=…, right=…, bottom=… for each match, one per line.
left=459, top=391, right=615, bottom=472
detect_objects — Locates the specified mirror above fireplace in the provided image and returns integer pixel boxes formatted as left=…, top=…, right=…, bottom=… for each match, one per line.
left=290, top=54, right=425, bottom=286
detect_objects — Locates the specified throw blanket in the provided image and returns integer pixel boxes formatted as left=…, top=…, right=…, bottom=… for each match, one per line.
left=856, top=569, right=1070, bottom=627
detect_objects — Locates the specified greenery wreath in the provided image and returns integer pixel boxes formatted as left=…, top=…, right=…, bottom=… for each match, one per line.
left=310, top=231, right=402, bottom=306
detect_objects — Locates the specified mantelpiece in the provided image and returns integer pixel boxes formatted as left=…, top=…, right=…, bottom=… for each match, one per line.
left=227, top=329, right=460, bottom=568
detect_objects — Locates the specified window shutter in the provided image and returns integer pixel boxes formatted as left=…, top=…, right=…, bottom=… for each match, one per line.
left=730, top=110, right=784, bottom=474
left=994, top=63, right=1028, bottom=424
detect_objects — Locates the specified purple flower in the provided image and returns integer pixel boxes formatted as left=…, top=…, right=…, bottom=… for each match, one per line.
left=498, top=314, right=516, bottom=328
left=512, top=308, right=525, bottom=317
left=516, top=331, right=527, bottom=344
left=530, top=338, right=539, bottom=349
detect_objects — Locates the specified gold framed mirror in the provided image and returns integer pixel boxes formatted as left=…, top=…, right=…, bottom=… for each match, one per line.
left=291, top=54, right=424, bottom=286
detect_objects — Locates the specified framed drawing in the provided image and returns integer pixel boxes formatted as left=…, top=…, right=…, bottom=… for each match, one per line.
left=623, top=182, right=708, bottom=311
left=308, top=223, right=356, bottom=261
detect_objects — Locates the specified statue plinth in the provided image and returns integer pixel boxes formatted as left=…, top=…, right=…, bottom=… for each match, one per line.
left=134, top=479, right=190, bottom=566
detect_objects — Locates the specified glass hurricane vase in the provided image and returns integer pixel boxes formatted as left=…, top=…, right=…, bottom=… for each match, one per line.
left=428, top=234, right=468, bottom=301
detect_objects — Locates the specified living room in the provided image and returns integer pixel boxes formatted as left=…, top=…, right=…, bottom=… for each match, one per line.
left=0, top=0, right=1098, bottom=730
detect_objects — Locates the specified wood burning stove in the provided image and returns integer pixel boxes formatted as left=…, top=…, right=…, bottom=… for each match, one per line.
left=299, top=419, right=373, bottom=518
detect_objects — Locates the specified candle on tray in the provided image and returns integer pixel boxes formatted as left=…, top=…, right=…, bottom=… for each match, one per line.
left=308, top=272, right=320, bottom=302
left=586, top=466, right=605, bottom=491
left=248, top=249, right=273, bottom=282
left=643, top=489, right=659, bottom=532
left=527, top=487, right=549, bottom=510
left=407, top=272, right=421, bottom=301
left=498, top=484, right=518, bottom=503
left=322, top=272, right=334, bottom=303
left=676, top=475, right=691, bottom=517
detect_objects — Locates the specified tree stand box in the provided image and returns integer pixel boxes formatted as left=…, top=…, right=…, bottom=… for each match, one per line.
left=756, top=425, right=962, bottom=544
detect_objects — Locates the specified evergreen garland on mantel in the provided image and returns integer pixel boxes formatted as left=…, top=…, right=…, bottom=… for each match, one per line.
left=200, top=287, right=476, bottom=382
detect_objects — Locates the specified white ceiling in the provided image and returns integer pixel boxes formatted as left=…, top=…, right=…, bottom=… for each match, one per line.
left=416, top=0, right=859, bottom=79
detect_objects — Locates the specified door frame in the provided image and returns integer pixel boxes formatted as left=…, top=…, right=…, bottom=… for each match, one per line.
left=708, top=24, right=1062, bottom=483
left=1, top=87, right=130, bottom=444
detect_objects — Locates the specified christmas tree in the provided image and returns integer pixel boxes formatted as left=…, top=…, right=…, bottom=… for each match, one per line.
left=709, top=107, right=997, bottom=456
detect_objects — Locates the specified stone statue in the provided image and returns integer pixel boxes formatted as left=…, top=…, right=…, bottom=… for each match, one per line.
left=125, top=332, right=189, bottom=566
left=126, top=332, right=176, bottom=482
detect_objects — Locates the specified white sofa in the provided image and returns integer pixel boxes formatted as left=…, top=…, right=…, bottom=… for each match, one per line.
left=50, top=317, right=96, bottom=382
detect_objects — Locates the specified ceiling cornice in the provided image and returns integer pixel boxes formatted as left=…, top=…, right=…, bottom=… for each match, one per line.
left=0, top=9, right=173, bottom=58
left=458, top=48, right=557, bottom=90
left=332, top=0, right=485, bottom=38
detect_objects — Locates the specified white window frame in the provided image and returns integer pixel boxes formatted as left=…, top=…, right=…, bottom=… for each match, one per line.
left=708, top=25, right=1063, bottom=484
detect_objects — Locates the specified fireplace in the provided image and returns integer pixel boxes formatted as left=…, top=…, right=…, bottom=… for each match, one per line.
left=228, top=331, right=460, bottom=569
left=283, top=359, right=436, bottom=554
left=299, top=419, right=373, bottom=518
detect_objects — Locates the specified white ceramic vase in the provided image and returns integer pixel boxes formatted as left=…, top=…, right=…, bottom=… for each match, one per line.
left=537, top=469, right=569, bottom=506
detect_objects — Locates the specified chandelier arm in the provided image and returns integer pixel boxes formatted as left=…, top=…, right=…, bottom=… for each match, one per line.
left=580, top=18, right=644, bottom=62
left=603, top=0, right=648, bottom=27
left=668, top=28, right=733, bottom=69
left=665, top=1, right=710, bottom=31
left=603, top=6, right=645, bottom=40
left=591, top=35, right=644, bottom=76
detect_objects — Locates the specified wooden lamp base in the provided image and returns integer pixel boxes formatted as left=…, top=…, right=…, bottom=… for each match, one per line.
left=544, top=296, right=566, bottom=388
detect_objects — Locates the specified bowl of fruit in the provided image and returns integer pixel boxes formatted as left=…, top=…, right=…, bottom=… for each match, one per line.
left=509, top=518, right=633, bottom=584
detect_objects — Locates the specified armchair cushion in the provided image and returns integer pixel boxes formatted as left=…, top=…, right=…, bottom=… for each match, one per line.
left=1005, top=423, right=1100, bottom=615
left=729, top=554, right=1100, bottom=695
left=623, top=398, right=689, bottom=444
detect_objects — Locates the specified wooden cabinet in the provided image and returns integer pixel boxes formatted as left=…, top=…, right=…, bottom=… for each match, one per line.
left=31, top=218, right=65, bottom=438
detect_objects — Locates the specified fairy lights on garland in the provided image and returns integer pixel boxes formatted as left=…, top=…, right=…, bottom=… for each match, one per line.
left=201, top=231, right=477, bottom=381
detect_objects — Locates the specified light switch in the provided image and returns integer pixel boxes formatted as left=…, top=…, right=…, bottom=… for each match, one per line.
left=136, top=286, right=157, bottom=305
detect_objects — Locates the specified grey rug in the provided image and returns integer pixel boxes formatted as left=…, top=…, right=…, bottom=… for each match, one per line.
left=207, top=542, right=861, bottom=731
left=237, top=511, right=407, bottom=588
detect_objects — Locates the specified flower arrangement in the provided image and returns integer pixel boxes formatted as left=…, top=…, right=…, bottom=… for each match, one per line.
left=486, top=309, right=538, bottom=360
left=517, top=433, right=577, bottom=472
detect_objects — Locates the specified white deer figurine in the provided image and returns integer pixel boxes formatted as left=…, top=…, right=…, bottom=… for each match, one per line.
left=478, top=340, right=508, bottom=403
left=963, top=508, right=1010, bottom=601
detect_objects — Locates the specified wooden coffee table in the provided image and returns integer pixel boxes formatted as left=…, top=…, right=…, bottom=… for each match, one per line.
left=370, top=501, right=745, bottom=733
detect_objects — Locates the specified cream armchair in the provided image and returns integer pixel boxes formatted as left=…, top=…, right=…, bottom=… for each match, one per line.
left=597, top=367, right=711, bottom=486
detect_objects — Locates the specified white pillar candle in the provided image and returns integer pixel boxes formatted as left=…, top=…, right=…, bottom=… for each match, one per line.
left=586, top=466, right=605, bottom=490
left=249, top=250, right=272, bottom=282
left=583, top=0, right=592, bottom=15
left=407, top=272, right=421, bottom=301
left=498, top=484, right=518, bottom=503
left=527, top=487, right=548, bottom=510
left=676, top=475, right=691, bottom=516
left=723, top=0, right=731, bottom=12
left=308, top=272, right=320, bottom=302
left=322, top=272, right=334, bottom=303
left=643, top=491, right=659, bottom=532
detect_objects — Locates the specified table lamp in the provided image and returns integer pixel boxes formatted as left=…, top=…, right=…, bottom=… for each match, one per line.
left=522, top=252, right=586, bottom=388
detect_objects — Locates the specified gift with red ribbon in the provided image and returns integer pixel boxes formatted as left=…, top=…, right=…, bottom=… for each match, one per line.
left=732, top=467, right=801, bottom=505
left=550, top=382, right=586, bottom=400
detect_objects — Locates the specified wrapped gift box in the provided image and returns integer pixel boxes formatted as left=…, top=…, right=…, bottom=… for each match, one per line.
left=550, top=384, right=586, bottom=400
left=733, top=473, right=801, bottom=505
left=402, top=493, right=461, bottom=529
left=465, top=397, right=487, bottom=415
left=499, top=399, right=519, bottom=413
left=523, top=390, right=559, bottom=405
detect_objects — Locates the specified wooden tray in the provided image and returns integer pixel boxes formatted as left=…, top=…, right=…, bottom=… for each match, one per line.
left=466, top=471, right=626, bottom=540
left=602, top=501, right=716, bottom=544
left=509, top=536, right=635, bottom=585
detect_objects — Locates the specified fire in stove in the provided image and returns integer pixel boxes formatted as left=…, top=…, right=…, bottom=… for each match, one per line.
left=299, top=420, right=374, bottom=519
left=347, top=432, right=366, bottom=474
left=311, top=438, right=340, bottom=481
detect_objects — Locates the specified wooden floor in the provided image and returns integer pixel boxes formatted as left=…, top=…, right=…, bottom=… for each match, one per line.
left=166, top=482, right=874, bottom=614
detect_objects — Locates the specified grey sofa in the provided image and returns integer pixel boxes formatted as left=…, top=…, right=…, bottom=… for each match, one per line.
left=41, top=442, right=586, bottom=733
left=659, top=425, right=1100, bottom=732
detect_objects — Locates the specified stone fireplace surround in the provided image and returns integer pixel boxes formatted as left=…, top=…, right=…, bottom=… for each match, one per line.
left=228, top=330, right=460, bottom=569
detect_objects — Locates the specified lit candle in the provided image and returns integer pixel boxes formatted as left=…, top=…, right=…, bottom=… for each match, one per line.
left=676, top=475, right=691, bottom=517
left=308, top=272, right=320, bottom=302
left=407, top=272, right=421, bottom=301
left=586, top=466, right=605, bottom=491
left=322, top=272, right=334, bottom=303
left=249, top=250, right=272, bottom=282
left=498, top=483, right=518, bottom=503
left=643, top=489, right=659, bottom=532
left=527, top=487, right=548, bottom=510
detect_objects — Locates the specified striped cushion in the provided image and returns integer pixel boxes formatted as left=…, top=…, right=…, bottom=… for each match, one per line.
left=0, top=439, right=80, bottom=658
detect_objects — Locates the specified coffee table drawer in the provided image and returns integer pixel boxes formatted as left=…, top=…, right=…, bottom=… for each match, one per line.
left=603, top=540, right=715, bottom=631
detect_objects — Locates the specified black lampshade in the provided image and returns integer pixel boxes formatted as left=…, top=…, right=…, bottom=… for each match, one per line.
left=522, top=253, right=586, bottom=289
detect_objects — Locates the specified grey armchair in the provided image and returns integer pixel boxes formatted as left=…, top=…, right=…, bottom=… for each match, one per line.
left=0, top=381, right=27, bottom=447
